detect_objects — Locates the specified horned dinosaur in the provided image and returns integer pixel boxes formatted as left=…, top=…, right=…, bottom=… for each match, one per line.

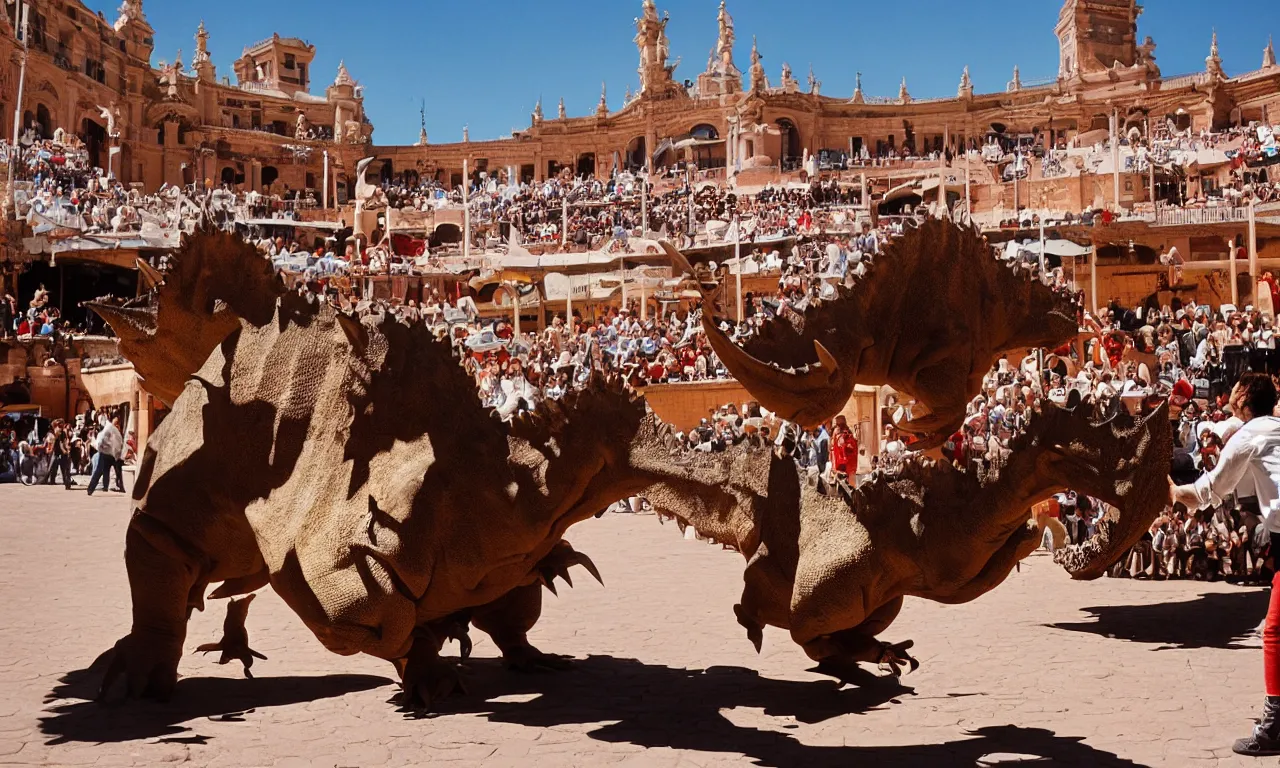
left=91, top=241, right=760, bottom=707
left=664, top=219, right=1080, bottom=447
left=640, top=398, right=1171, bottom=681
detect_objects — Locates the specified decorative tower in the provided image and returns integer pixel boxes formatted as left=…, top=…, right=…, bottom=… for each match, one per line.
left=780, top=62, right=798, bottom=93
left=193, top=21, right=215, bottom=82
left=558, top=97, right=566, bottom=119
left=1266, top=36, right=1277, bottom=69
left=114, top=0, right=154, bottom=63
left=697, top=0, right=741, bottom=97
left=326, top=61, right=367, bottom=145
left=897, top=77, right=911, bottom=104
left=850, top=71, right=864, bottom=104
left=807, top=65, right=820, bottom=96
left=597, top=82, right=609, bottom=116
left=748, top=36, right=767, bottom=92
left=1007, top=65, right=1022, bottom=92
left=958, top=65, right=973, bottom=99
left=1055, top=0, right=1142, bottom=78
left=462, top=124, right=470, bottom=142
left=416, top=102, right=428, bottom=146
left=1206, top=30, right=1224, bottom=79
left=635, top=0, right=676, bottom=96
left=531, top=97, right=543, bottom=125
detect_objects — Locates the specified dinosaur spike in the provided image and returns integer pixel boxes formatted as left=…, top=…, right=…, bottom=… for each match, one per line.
left=135, top=258, right=165, bottom=291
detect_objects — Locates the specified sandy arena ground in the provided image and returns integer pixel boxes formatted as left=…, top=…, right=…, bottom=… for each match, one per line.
left=0, top=481, right=1273, bottom=767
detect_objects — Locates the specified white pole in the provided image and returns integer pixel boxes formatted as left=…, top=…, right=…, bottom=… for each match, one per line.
left=1111, top=107, right=1121, bottom=212
left=641, top=161, right=649, bottom=236
left=1038, top=217, right=1047, bottom=279
left=861, top=171, right=868, bottom=210
left=620, top=255, right=627, bottom=315
left=964, top=160, right=972, bottom=225
left=463, top=158, right=471, bottom=259
left=561, top=193, right=568, bottom=248
left=938, top=154, right=947, bottom=218
left=512, top=286, right=521, bottom=339
left=565, top=274, right=572, bottom=327
left=7, top=2, right=28, bottom=217
left=322, top=150, right=329, bottom=210
left=1091, top=245, right=1099, bottom=316
left=734, top=215, right=743, bottom=324
left=1230, top=237, right=1239, bottom=308
left=639, top=269, right=647, bottom=321
left=1013, top=152, right=1019, bottom=222
left=1249, top=197, right=1259, bottom=298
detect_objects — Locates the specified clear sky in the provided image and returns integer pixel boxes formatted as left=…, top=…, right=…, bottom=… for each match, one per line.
left=81, top=0, right=1276, bottom=146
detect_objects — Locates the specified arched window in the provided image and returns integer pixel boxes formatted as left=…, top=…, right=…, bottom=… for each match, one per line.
left=776, top=118, right=801, bottom=164
left=690, top=124, right=719, bottom=140
left=262, top=166, right=280, bottom=189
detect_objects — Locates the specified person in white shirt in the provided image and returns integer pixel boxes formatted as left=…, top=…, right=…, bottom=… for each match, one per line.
left=86, top=415, right=125, bottom=495
left=1171, top=373, right=1280, bottom=757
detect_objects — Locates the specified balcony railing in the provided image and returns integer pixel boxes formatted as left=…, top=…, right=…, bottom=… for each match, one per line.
left=1153, top=205, right=1249, bottom=226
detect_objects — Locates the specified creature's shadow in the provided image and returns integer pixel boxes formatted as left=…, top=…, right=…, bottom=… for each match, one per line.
left=440, top=655, right=1147, bottom=768
left=1047, top=588, right=1269, bottom=650
left=39, top=660, right=391, bottom=745
left=41, top=654, right=1146, bottom=767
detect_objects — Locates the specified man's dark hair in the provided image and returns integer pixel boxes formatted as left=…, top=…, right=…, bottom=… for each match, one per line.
left=1237, top=372, right=1278, bottom=418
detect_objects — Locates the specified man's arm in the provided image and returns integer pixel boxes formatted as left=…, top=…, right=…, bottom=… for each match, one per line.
left=1173, top=434, right=1256, bottom=510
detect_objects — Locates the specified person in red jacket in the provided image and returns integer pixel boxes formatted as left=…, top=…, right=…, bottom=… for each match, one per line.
left=830, top=415, right=858, bottom=480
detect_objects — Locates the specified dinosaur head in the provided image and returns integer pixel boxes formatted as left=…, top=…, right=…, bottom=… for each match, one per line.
left=87, top=228, right=283, bottom=406
left=663, top=220, right=1080, bottom=435
left=1013, top=398, right=1173, bottom=580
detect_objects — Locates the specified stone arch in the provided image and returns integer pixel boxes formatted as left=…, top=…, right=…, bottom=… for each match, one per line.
left=625, top=136, right=647, bottom=170
left=220, top=166, right=237, bottom=187
left=430, top=223, right=462, bottom=248
left=576, top=152, right=595, bottom=179
left=262, top=165, right=280, bottom=190
left=775, top=117, right=801, bottom=165
left=34, top=103, right=52, bottom=139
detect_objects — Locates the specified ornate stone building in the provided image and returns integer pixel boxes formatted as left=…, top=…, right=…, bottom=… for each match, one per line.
left=2, top=0, right=1279, bottom=203
left=374, top=0, right=1280, bottom=192
left=0, top=0, right=370, bottom=200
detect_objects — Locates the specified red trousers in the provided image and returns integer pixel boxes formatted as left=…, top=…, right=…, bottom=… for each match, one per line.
left=1267, top=570, right=1280, bottom=696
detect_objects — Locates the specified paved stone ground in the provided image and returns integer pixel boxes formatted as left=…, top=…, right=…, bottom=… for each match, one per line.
left=0, top=482, right=1276, bottom=767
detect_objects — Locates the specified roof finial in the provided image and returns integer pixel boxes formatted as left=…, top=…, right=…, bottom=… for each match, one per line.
left=1265, top=35, right=1277, bottom=69
left=558, top=96, right=566, bottom=119
left=850, top=71, right=864, bottom=104
left=898, top=76, right=911, bottom=104
left=1207, top=29, right=1224, bottom=77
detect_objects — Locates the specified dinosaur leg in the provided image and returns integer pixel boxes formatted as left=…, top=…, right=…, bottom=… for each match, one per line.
left=472, top=582, right=571, bottom=672
left=98, top=515, right=206, bottom=701
left=195, top=593, right=268, bottom=679
left=395, top=626, right=468, bottom=712
left=802, top=598, right=918, bottom=685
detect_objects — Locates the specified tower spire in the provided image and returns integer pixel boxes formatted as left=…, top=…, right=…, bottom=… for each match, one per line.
left=1206, top=29, right=1224, bottom=78
left=1265, top=35, right=1277, bottom=69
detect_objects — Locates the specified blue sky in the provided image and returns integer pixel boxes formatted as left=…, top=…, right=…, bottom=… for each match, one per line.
left=83, top=1, right=1275, bottom=145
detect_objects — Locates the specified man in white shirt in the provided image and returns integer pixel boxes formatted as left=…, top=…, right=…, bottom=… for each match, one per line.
left=1172, top=373, right=1280, bottom=757
left=87, top=415, right=125, bottom=496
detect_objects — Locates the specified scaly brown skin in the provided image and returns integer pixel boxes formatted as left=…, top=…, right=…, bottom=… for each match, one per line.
left=664, top=219, right=1080, bottom=446
left=645, top=399, right=1171, bottom=685
left=95, top=288, right=752, bottom=709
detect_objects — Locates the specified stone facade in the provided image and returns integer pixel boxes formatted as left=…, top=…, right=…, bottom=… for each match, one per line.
left=2, top=0, right=1280, bottom=204
left=0, top=1, right=369, bottom=200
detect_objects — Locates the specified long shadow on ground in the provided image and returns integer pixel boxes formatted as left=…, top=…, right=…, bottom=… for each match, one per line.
left=39, top=661, right=391, bottom=745
left=41, top=654, right=1148, bottom=766
left=1047, top=588, right=1270, bottom=650
left=441, top=655, right=1148, bottom=768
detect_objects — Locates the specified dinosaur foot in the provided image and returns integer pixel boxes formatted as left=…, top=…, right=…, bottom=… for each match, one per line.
left=97, top=631, right=184, bottom=702
left=809, top=640, right=919, bottom=687
left=396, top=641, right=468, bottom=713
left=503, top=642, right=573, bottom=673
left=536, top=540, right=604, bottom=596
left=195, top=595, right=267, bottom=679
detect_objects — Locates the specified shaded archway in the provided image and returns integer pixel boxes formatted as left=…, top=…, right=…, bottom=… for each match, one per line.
left=625, top=136, right=647, bottom=171
left=576, top=153, right=595, bottom=179
left=81, top=118, right=106, bottom=170
left=776, top=118, right=800, bottom=167
left=220, top=166, right=236, bottom=187
left=261, top=165, right=280, bottom=190
left=35, top=103, right=51, bottom=139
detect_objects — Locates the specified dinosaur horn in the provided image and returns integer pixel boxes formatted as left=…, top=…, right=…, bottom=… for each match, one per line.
left=135, top=258, right=164, bottom=291
left=700, top=317, right=849, bottom=428
left=85, top=302, right=157, bottom=344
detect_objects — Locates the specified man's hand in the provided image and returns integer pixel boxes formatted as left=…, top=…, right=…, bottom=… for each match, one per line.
left=1169, top=476, right=1199, bottom=509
